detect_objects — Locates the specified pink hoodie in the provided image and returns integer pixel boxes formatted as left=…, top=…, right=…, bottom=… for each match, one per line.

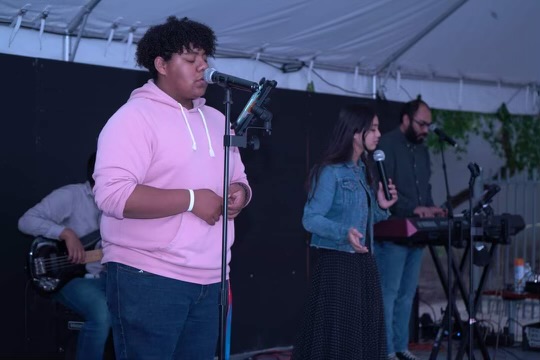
left=93, top=80, right=251, bottom=285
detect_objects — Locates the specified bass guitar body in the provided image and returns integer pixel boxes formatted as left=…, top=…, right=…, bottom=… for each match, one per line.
left=28, top=230, right=102, bottom=293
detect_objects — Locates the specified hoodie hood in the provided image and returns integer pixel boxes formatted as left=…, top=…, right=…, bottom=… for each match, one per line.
left=129, top=80, right=214, bottom=157
left=129, top=79, right=206, bottom=110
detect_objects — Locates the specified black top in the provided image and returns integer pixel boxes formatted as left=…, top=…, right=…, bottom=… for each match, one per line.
left=378, top=127, right=435, bottom=217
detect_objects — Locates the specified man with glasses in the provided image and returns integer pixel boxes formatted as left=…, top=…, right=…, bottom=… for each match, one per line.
left=374, top=98, right=446, bottom=360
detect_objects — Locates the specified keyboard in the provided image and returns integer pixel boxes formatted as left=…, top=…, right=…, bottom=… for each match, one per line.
left=374, top=213, right=525, bottom=246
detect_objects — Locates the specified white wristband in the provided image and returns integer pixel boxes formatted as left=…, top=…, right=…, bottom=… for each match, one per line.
left=187, top=189, right=195, bottom=212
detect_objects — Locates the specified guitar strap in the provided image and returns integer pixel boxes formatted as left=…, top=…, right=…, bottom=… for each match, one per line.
left=80, top=229, right=102, bottom=249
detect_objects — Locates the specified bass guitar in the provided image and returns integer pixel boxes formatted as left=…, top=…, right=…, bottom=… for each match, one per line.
left=28, top=229, right=103, bottom=293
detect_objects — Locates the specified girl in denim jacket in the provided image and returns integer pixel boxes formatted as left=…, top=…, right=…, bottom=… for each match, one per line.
left=293, top=104, right=398, bottom=360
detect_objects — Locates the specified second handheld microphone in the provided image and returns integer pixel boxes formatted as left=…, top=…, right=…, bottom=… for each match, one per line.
left=373, top=150, right=392, bottom=201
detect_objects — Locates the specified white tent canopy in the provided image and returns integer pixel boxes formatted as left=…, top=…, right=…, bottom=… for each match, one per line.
left=1, top=0, right=538, bottom=115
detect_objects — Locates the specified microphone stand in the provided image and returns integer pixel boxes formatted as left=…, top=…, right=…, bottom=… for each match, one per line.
left=466, top=163, right=481, bottom=360
left=440, top=137, right=454, bottom=360
left=218, top=86, right=232, bottom=360
left=429, top=137, right=455, bottom=360
left=215, top=79, right=277, bottom=360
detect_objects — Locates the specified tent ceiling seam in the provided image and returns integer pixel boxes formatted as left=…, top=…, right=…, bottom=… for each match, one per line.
left=375, top=0, right=468, bottom=74
left=66, top=0, right=101, bottom=34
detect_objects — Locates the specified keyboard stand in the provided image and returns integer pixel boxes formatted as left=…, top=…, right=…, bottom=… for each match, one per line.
left=454, top=242, right=498, bottom=360
left=428, top=242, right=498, bottom=360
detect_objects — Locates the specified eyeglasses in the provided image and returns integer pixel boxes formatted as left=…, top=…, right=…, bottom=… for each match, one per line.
left=413, top=119, right=431, bottom=128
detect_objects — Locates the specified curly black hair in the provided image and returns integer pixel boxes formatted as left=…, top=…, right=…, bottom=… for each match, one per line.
left=136, top=16, right=217, bottom=79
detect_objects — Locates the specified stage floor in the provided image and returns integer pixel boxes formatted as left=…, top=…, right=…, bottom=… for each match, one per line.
left=232, top=342, right=539, bottom=360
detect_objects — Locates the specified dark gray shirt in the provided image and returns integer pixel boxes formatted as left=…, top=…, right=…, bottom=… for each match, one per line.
left=378, top=127, right=435, bottom=218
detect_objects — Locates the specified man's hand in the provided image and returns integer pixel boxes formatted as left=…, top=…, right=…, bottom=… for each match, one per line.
left=227, top=183, right=248, bottom=219
left=192, top=189, right=223, bottom=225
left=59, top=228, right=85, bottom=264
left=413, top=206, right=447, bottom=218
left=430, top=206, right=448, bottom=217
left=348, top=227, right=368, bottom=253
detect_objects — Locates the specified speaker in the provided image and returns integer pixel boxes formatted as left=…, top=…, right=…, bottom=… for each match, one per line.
left=55, top=304, right=84, bottom=360
left=54, top=304, right=116, bottom=360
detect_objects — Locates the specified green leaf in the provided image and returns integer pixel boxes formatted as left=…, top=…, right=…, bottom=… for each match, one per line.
left=429, top=104, right=540, bottom=177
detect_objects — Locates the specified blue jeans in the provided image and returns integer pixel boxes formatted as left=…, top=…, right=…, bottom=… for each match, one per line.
left=106, top=262, right=221, bottom=360
left=374, top=242, right=423, bottom=354
left=53, top=276, right=111, bottom=360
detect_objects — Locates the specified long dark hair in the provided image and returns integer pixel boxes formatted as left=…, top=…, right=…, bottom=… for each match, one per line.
left=307, top=104, right=377, bottom=197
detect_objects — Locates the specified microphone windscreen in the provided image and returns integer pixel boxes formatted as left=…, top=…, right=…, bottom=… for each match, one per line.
left=373, top=149, right=386, bottom=162
left=203, top=68, right=217, bottom=83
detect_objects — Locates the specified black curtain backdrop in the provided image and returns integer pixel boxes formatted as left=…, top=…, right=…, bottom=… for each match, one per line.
left=0, top=53, right=403, bottom=357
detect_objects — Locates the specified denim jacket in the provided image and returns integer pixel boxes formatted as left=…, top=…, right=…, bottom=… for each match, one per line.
left=303, top=161, right=389, bottom=253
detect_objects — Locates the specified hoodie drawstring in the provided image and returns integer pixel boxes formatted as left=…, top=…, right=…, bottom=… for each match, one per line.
left=179, top=104, right=197, bottom=151
left=179, top=103, right=215, bottom=157
left=197, top=108, right=216, bottom=157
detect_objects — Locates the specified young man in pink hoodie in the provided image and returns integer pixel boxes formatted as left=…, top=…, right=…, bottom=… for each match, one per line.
left=93, top=16, right=251, bottom=359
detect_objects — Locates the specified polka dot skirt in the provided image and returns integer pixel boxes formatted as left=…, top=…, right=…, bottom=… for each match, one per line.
left=292, top=249, right=387, bottom=360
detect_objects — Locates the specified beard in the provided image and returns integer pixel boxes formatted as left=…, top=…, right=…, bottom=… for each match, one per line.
left=405, top=124, right=425, bottom=144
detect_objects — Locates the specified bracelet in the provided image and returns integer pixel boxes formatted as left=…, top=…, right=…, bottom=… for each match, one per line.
left=233, top=182, right=250, bottom=207
left=187, top=189, right=195, bottom=212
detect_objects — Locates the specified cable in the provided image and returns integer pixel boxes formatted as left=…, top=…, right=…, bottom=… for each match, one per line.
left=258, top=59, right=284, bottom=71
left=249, top=349, right=293, bottom=360
left=505, top=86, right=524, bottom=106
left=311, top=69, right=374, bottom=96
left=399, top=85, right=415, bottom=100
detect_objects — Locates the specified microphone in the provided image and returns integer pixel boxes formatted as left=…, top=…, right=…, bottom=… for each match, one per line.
left=373, top=150, right=392, bottom=201
left=203, top=68, right=259, bottom=92
left=429, top=124, right=457, bottom=147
